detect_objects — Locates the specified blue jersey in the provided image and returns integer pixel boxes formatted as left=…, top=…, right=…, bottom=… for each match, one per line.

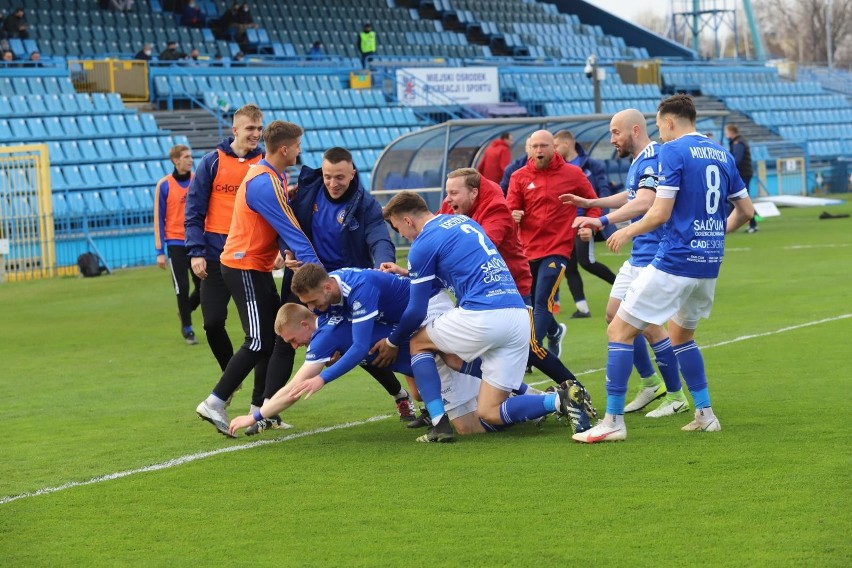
left=389, top=215, right=524, bottom=346
left=306, top=315, right=413, bottom=380
left=654, top=133, right=747, bottom=278
left=310, top=191, right=346, bottom=271
left=318, top=268, right=411, bottom=383
left=625, top=141, right=664, bottom=267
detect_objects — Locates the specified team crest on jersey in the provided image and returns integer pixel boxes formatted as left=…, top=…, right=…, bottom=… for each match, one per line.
left=336, top=209, right=346, bottom=225
left=313, top=203, right=319, bottom=213
left=327, top=314, right=344, bottom=325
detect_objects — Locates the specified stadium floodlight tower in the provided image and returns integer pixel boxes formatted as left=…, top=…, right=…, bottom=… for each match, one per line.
left=669, top=0, right=766, bottom=60
left=584, top=54, right=604, bottom=113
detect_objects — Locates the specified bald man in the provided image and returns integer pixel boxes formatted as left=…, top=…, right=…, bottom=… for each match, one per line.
left=563, top=108, right=688, bottom=418
left=506, top=130, right=601, bottom=353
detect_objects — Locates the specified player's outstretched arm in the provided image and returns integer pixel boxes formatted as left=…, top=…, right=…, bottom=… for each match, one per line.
left=228, top=362, right=325, bottom=435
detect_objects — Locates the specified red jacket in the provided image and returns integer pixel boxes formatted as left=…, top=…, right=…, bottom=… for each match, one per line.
left=439, top=177, right=533, bottom=296
left=477, top=138, right=512, bottom=184
left=506, top=152, right=601, bottom=261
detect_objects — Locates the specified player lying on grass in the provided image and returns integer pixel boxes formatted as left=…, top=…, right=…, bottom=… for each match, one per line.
left=228, top=302, right=486, bottom=437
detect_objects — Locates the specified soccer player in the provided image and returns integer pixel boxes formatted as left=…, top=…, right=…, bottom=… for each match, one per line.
left=572, top=95, right=755, bottom=443
left=228, top=303, right=483, bottom=436
left=288, top=263, right=431, bottom=390
left=565, top=108, right=687, bottom=418
left=154, top=144, right=200, bottom=345
left=185, top=104, right=264, bottom=372
left=439, top=168, right=595, bottom=401
left=195, top=120, right=321, bottom=437
left=375, top=191, right=586, bottom=443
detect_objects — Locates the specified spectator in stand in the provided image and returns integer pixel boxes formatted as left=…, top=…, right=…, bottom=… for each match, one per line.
left=216, top=3, right=240, bottom=39
left=477, top=132, right=513, bottom=184
left=188, top=48, right=200, bottom=62
left=725, top=124, right=757, bottom=233
left=307, top=40, right=325, bottom=60
left=223, top=2, right=256, bottom=43
left=499, top=136, right=531, bottom=196
left=2, top=50, right=14, bottom=63
left=25, top=50, right=41, bottom=67
left=357, top=22, right=376, bottom=68
left=108, top=0, right=135, bottom=12
left=4, top=7, right=29, bottom=39
left=506, top=130, right=602, bottom=353
left=134, top=43, right=153, bottom=61
left=553, top=129, right=616, bottom=319
left=232, top=51, right=245, bottom=65
left=180, top=0, right=206, bottom=28
left=160, top=40, right=187, bottom=61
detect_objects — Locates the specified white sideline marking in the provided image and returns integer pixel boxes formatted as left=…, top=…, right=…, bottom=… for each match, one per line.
left=0, top=415, right=391, bottom=506
left=3, top=314, right=851, bottom=506
left=783, top=244, right=850, bottom=250
left=529, top=313, right=852, bottom=386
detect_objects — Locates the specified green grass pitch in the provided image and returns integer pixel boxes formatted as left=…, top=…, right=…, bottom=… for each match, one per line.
left=1, top=198, right=850, bottom=566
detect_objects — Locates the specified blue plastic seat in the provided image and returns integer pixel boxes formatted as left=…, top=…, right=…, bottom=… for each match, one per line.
left=110, top=138, right=133, bottom=160
left=50, top=166, right=68, bottom=190
left=113, top=163, right=135, bottom=185
left=130, top=161, right=152, bottom=184
left=79, top=140, right=99, bottom=162
left=8, top=119, right=30, bottom=140
left=47, top=141, right=65, bottom=163
left=60, top=94, right=82, bottom=114
left=98, top=164, right=120, bottom=186
left=93, top=115, right=114, bottom=135
left=140, top=114, right=159, bottom=133
left=63, top=165, right=85, bottom=188
left=79, top=165, right=102, bottom=187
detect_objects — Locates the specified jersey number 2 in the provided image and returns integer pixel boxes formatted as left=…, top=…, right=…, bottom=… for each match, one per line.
left=461, top=224, right=497, bottom=255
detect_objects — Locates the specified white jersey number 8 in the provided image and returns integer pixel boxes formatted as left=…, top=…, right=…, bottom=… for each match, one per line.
left=705, top=164, right=721, bottom=214
left=461, top=224, right=497, bottom=256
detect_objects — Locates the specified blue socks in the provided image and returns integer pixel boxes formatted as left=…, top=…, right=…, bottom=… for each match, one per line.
left=411, top=353, right=446, bottom=424
left=632, top=334, right=655, bottom=378
left=498, top=394, right=552, bottom=424
left=650, top=337, right=682, bottom=393
left=674, top=340, right=710, bottom=409
left=605, top=341, right=633, bottom=415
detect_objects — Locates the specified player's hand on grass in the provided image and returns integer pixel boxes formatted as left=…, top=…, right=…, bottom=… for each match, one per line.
left=369, top=338, right=398, bottom=367
left=607, top=227, right=630, bottom=254
left=289, top=376, right=325, bottom=400
left=229, top=414, right=255, bottom=436
left=379, top=262, right=408, bottom=277
left=156, top=254, right=167, bottom=269
left=191, top=256, right=208, bottom=279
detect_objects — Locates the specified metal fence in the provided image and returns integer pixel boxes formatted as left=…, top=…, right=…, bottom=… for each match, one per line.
left=0, top=144, right=57, bottom=282
left=69, top=59, right=149, bottom=102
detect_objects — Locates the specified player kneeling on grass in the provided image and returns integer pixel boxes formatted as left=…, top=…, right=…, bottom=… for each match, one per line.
left=229, top=303, right=485, bottom=437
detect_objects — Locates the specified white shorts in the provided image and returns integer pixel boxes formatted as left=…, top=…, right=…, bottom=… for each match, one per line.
left=424, top=290, right=479, bottom=418
left=609, top=260, right=645, bottom=300
left=426, top=307, right=529, bottom=392
left=618, top=264, right=716, bottom=330
left=435, top=358, right=479, bottom=419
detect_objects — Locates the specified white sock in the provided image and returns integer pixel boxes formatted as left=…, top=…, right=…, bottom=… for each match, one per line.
left=250, top=404, right=261, bottom=414
left=575, top=299, right=590, bottom=313
left=205, top=393, right=226, bottom=409
left=605, top=413, right=625, bottom=427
